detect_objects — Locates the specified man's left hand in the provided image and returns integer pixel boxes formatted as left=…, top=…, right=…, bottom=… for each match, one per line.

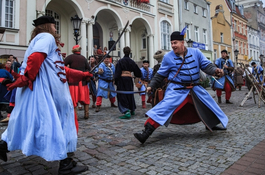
left=215, top=68, right=224, bottom=77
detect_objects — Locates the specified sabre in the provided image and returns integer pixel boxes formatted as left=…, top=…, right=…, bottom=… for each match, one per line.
left=90, top=21, right=129, bottom=73
left=100, top=87, right=146, bottom=94
left=212, top=76, right=223, bottom=86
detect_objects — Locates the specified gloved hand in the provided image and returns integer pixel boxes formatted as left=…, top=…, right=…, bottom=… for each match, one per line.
left=83, top=72, right=93, bottom=81
left=6, top=75, right=33, bottom=91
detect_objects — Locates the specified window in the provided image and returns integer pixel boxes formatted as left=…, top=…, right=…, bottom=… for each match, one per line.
left=184, top=1, right=188, bottom=10
left=214, top=49, right=217, bottom=60
left=240, top=42, right=242, bottom=54
left=236, top=40, right=238, bottom=50
left=203, top=29, right=207, bottom=44
left=185, top=23, right=190, bottom=39
left=46, top=10, right=60, bottom=34
left=243, top=43, right=245, bottom=55
left=160, top=0, right=169, bottom=3
left=161, top=21, right=171, bottom=50
left=194, top=26, right=199, bottom=42
left=220, top=33, right=223, bottom=43
left=194, top=4, right=197, bottom=14
left=234, top=20, right=237, bottom=32
left=142, top=33, right=146, bottom=49
left=202, top=8, right=207, bottom=17
left=0, top=0, right=15, bottom=28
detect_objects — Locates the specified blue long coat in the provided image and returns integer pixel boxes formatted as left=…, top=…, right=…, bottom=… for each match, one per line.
left=97, top=62, right=116, bottom=98
left=213, top=58, right=235, bottom=90
left=139, top=67, right=153, bottom=95
left=146, top=48, right=228, bottom=128
left=252, top=65, right=265, bottom=86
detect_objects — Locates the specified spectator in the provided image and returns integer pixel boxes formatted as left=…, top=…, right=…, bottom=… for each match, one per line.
left=9, top=55, right=21, bottom=73
left=93, top=45, right=97, bottom=55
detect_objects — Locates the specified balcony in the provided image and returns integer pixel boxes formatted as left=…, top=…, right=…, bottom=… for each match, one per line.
left=250, top=44, right=260, bottom=50
left=158, top=1, right=174, bottom=16
left=98, top=0, right=154, bottom=14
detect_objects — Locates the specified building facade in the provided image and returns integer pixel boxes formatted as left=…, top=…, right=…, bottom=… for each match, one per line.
left=247, top=26, right=260, bottom=64
left=210, top=4, right=233, bottom=63
left=178, top=0, right=213, bottom=61
left=0, top=0, right=186, bottom=68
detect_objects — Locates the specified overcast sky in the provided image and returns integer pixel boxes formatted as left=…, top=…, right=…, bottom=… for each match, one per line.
left=262, top=0, right=265, bottom=6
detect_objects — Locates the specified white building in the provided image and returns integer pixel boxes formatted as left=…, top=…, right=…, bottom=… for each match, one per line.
left=0, top=0, right=183, bottom=68
left=247, top=26, right=260, bottom=64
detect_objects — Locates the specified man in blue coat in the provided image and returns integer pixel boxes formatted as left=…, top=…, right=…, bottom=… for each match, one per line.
left=134, top=31, right=228, bottom=144
left=214, top=50, right=235, bottom=104
left=251, top=62, right=265, bottom=86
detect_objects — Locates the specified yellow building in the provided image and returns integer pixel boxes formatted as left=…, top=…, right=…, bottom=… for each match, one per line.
left=211, top=4, right=233, bottom=62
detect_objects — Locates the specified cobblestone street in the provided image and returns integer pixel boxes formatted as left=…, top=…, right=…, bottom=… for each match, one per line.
left=0, top=86, right=264, bottom=175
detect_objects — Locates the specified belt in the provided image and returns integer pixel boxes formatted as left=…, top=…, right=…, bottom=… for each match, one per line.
left=99, top=78, right=114, bottom=83
left=121, top=71, right=132, bottom=77
left=170, top=81, right=201, bottom=90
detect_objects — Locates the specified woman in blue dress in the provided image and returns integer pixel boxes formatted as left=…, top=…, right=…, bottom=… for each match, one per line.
left=0, top=16, right=92, bottom=174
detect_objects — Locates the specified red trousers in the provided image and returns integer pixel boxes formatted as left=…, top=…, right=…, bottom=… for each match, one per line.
left=216, top=81, right=232, bottom=100
left=96, top=96, right=115, bottom=106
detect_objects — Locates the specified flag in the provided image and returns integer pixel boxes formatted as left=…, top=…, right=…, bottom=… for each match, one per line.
left=247, top=57, right=252, bottom=62
left=181, top=25, right=188, bottom=38
left=244, top=55, right=248, bottom=60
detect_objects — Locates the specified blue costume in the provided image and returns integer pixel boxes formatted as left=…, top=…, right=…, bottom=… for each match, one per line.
left=252, top=65, right=265, bottom=86
left=0, top=69, right=13, bottom=104
left=1, top=33, right=77, bottom=161
left=213, top=58, right=235, bottom=90
left=139, top=67, right=153, bottom=95
left=146, top=48, right=228, bottom=128
left=97, top=62, right=116, bottom=98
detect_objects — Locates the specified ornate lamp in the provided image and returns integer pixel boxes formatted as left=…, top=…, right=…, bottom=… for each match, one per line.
left=71, top=15, right=83, bottom=45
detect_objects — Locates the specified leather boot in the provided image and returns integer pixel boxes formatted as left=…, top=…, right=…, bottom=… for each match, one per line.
left=226, top=100, right=233, bottom=104
left=111, top=103, right=117, bottom=107
left=142, top=101, right=146, bottom=108
left=74, top=107, right=78, bottom=120
left=92, top=102, right=96, bottom=108
left=84, top=105, right=89, bottom=119
left=0, top=140, right=9, bottom=162
left=95, top=105, right=100, bottom=112
left=134, top=123, right=155, bottom=144
left=218, top=97, right=222, bottom=104
left=58, top=158, right=88, bottom=175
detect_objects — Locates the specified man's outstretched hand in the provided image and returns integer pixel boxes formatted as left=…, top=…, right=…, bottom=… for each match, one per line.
left=215, top=68, right=224, bottom=77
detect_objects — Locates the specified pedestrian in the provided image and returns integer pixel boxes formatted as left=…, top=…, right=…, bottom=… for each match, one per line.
left=64, top=45, right=90, bottom=119
left=95, top=55, right=117, bottom=112
left=151, top=50, right=166, bottom=107
left=88, top=55, right=98, bottom=108
left=97, top=46, right=103, bottom=55
left=244, top=64, right=252, bottom=91
left=93, top=44, right=97, bottom=55
left=9, top=55, right=21, bottom=73
left=234, top=66, right=244, bottom=90
left=0, top=16, right=92, bottom=174
left=103, top=46, right=108, bottom=55
left=134, top=31, right=228, bottom=144
left=136, top=60, right=153, bottom=108
left=114, top=46, right=141, bottom=119
left=214, top=51, right=235, bottom=104
left=251, top=62, right=265, bottom=86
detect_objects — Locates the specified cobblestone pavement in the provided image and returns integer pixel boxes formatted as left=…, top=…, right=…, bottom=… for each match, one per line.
left=0, top=86, right=264, bottom=175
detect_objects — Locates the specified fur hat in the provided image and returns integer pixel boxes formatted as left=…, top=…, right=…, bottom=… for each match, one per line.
left=153, top=50, right=165, bottom=62
left=72, top=45, right=81, bottom=54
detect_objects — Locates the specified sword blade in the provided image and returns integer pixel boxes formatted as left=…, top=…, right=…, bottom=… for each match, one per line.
left=212, top=76, right=223, bottom=86
left=100, top=87, right=145, bottom=94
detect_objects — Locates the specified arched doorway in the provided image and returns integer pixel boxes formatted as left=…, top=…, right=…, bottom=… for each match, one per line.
left=44, top=0, right=83, bottom=56
left=93, top=9, right=122, bottom=62
left=130, top=17, right=153, bottom=67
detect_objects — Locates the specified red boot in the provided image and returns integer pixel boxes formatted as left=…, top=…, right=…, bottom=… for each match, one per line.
left=142, top=101, right=146, bottom=108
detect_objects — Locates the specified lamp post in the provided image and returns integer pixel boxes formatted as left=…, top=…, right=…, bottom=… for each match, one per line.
left=187, top=39, right=193, bottom=48
left=71, top=15, right=82, bottom=45
left=234, top=49, right=239, bottom=65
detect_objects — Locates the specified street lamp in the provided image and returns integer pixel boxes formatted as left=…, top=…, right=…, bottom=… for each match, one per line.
left=187, top=39, right=193, bottom=48
left=71, top=15, right=82, bottom=45
left=234, top=49, right=239, bottom=64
